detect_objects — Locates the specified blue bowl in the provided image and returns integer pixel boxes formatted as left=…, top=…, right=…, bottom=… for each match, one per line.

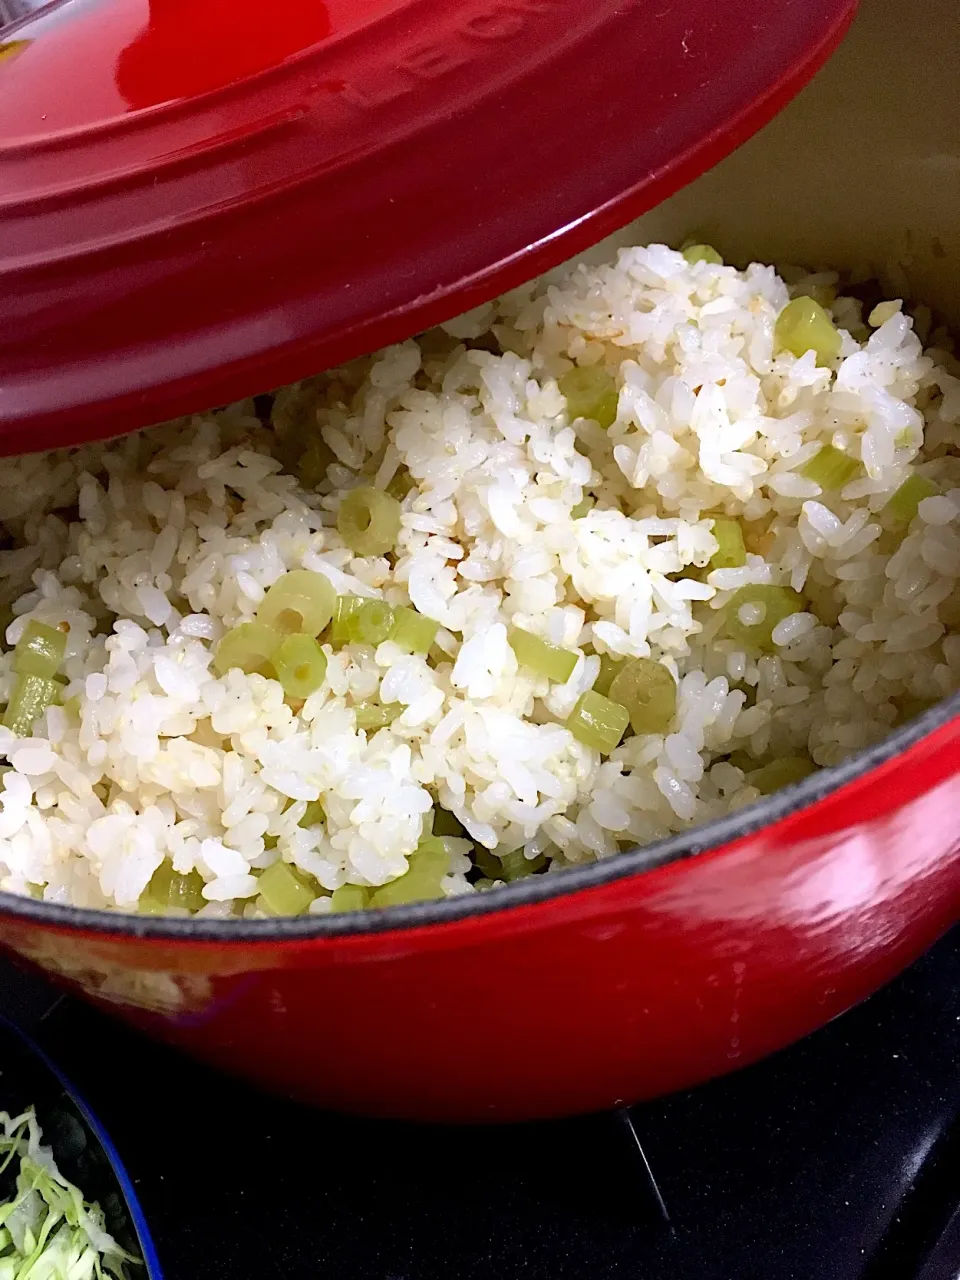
left=0, top=1015, right=162, bottom=1279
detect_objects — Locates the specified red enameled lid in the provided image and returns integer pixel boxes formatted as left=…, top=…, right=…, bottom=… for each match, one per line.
left=0, top=0, right=858, bottom=453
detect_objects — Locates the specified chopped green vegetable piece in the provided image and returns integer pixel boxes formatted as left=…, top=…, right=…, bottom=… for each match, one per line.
left=608, top=658, right=677, bottom=734
left=354, top=701, right=401, bottom=731
left=508, top=626, right=578, bottom=683
left=473, top=847, right=504, bottom=880
left=869, top=300, right=902, bottom=328
left=257, top=569, right=336, bottom=637
left=143, top=860, right=206, bottom=912
left=296, top=439, right=335, bottom=490
left=498, top=849, right=547, bottom=881
left=431, top=806, right=465, bottom=837
left=369, top=837, right=449, bottom=907
left=801, top=443, right=860, bottom=490
left=137, top=896, right=167, bottom=916
left=558, top=366, right=619, bottom=429
left=2, top=673, right=59, bottom=737
left=566, top=690, right=630, bottom=754
left=330, top=883, right=371, bottom=913
left=593, top=653, right=623, bottom=697
left=386, top=469, right=416, bottom=501
left=331, top=595, right=362, bottom=647
left=774, top=296, right=842, bottom=363
left=682, top=243, right=723, bottom=265
left=361, top=445, right=388, bottom=478
left=877, top=527, right=905, bottom=556
left=473, top=845, right=545, bottom=881
left=571, top=496, right=595, bottom=519
left=213, top=621, right=281, bottom=677
left=13, top=621, right=66, bottom=679
left=389, top=605, right=439, bottom=655
left=258, top=860, right=316, bottom=915
left=411, top=835, right=450, bottom=876
left=345, top=599, right=396, bottom=647
left=725, top=585, right=804, bottom=652
left=337, top=486, right=403, bottom=557
left=272, top=632, right=327, bottom=699
left=0, top=1106, right=140, bottom=1280
left=749, top=756, right=816, bottom=794
left=300, top=799, right=325, bottom=828
left=368, top=874, right=438, bottom=907
left=709, top=519, right=747, bottom=569
left=883, top=473, right=938, bottom=526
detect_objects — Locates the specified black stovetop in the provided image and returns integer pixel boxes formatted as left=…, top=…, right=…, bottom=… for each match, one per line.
left=6, top=927, right=960, bottom=1280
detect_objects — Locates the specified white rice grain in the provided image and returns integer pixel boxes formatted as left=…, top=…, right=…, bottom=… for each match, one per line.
left=0, top=243, right=955, bottom=917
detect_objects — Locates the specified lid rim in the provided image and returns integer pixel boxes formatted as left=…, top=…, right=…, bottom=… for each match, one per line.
left=0, top=0, right=855, bottom=455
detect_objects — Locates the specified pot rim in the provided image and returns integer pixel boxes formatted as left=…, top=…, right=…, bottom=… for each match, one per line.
left=2, top=693, right=955, bottom=943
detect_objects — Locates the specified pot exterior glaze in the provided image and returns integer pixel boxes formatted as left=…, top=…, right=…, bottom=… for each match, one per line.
left=0, top=0, right=958, bottom=1122
left=2, top=713, right=960, bottom=1122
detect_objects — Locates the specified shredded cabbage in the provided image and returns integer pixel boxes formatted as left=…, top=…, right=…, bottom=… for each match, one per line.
left=0, top=1109, right=139, bottom=1279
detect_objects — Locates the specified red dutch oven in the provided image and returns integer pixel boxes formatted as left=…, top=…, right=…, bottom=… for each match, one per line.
left=1, top=0, right=959, bottom=1122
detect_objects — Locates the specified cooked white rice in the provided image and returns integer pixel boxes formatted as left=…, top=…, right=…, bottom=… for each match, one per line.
left=1, top=243, right=959, bottom=918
